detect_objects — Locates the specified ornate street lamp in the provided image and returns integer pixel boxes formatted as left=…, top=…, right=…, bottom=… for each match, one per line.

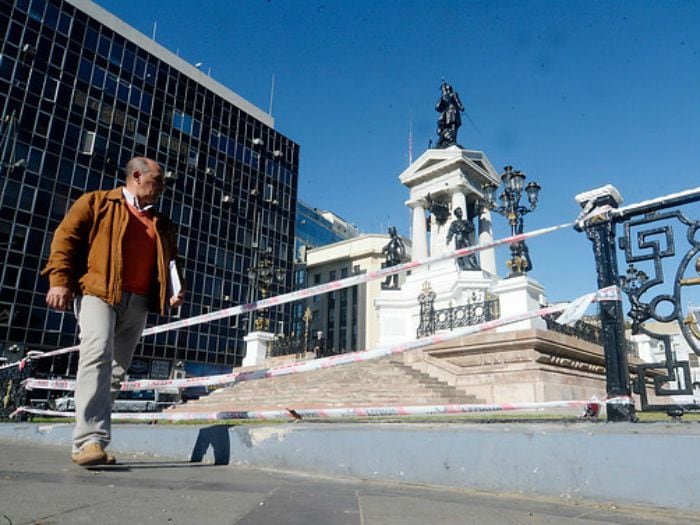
left=482, top=166, right=541, bottom=277
left=302, top=307, right=313, bottom=355
left=247, top=247, right=286, bottom=331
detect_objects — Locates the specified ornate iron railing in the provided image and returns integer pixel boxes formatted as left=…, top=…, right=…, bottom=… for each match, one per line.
left=0, top=362, right=32, bottom=421
left=268, top=335, right=337, bottom=359
left=434, top=300, right=500, bottom=333
left=577, top=186, right=700, bottom=418
left=268, top=335, right=310, bottom=359
left=417, top=291, right=499, bottom=338
left=543, top=314, right=603, bottom=346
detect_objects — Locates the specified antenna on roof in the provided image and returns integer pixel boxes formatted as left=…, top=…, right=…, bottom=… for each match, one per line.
left=268, top=74, right=276, bottom=116
left=152, top=21, right=157, bottom=41
left=408, top=112, right=414, bottom=166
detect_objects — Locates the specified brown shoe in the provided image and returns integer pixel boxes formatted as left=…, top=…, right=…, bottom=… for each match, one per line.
left=105, top=452, right=117, bottom=465
left=72, top=442, right=109, bottom=466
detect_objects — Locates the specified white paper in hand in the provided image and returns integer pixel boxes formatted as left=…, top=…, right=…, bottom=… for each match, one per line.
left=168, top=260, right=181, bottom=298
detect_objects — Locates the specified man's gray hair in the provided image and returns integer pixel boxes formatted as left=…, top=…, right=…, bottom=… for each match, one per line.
left=125, top=157, right=158, bottom=180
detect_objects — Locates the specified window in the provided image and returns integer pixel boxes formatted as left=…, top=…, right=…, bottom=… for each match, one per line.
left=264, top=183, right=274, bottom=203
left=57, top=12, right=72, bottom=35
left=188, top=147, right=198, bottom=167
left=99, top=105, right=112, bottom=125
left=97, top=34, right=110, bottom=58
left=35, top=112, right=50, bottom=136
left=79, top=130, right=95, bottom=155
left=0, top=55, right=16, bottom=80
left=172, top=110, right=201, bottom=138
left=84, top=27, right=98, bottom=52
left=73, top=90, right=87, bottom=109
left=43, top=77, right=58, bottom=102
left=78, top=57, right=92, bottom=83
left=117, top=80, right=129, bottom=103
left=19, top=185, right=36, bottom=212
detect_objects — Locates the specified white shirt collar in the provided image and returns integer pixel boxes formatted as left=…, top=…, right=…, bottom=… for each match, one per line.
left=122, top=187, right=154, bottom=212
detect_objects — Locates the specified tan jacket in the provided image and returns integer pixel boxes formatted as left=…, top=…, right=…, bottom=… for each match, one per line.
left=41, top=187, right=182, bottom=315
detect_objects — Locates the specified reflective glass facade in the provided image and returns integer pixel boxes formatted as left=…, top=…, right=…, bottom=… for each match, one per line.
left=0, top=0, right=299, bottom=376
left=295, top=201, right=350, bottom=257
left=291, top=201, right=358, bottom=337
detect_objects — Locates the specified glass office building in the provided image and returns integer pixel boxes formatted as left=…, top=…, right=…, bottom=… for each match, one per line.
left=294, top=200, right=358, bottom=261
left=0, top=0, right=299, bottom=378
left=290, top=201, right=358, bottom=337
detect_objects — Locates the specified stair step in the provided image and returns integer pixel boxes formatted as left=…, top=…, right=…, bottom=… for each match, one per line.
left=169, top=354, right=483, bottom=414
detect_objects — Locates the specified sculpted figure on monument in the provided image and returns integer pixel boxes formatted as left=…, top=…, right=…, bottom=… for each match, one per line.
left=435, top=80, right=464, bottom=148
left=446, top=207, right=479, bottom=271
left=382, top=226, right=406, bottom=289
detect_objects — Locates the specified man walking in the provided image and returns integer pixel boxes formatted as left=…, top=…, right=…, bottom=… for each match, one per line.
left=42, top=157, right=184, bottom=466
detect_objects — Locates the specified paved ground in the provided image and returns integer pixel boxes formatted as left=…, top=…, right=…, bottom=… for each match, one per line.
left=1, top=440, right=698, bottom=525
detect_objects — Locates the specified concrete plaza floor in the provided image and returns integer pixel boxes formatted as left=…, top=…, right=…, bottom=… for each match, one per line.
left=1, top=420, right=700, bottom=524
left=1, top=439, right=698, bottom=525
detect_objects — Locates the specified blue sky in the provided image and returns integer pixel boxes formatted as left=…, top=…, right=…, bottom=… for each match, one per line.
left=95, top=0, right=700, bottom=302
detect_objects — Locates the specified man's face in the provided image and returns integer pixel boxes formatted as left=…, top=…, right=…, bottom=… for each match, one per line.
left=134, top=161, right=164, bottom=205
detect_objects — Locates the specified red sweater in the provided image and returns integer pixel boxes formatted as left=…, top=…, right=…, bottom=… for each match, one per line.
left=121, top=203, right=157, bottom=295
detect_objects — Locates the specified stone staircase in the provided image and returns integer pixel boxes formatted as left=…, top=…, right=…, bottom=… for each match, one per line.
left=167, top=355, right=483, bottom=414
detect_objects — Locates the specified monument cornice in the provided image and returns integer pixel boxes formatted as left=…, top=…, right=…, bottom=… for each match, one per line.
left=399, top=146, right=499, bottom=189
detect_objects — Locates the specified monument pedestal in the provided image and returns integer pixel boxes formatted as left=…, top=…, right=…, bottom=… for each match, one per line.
left=242, top=331, right=276, bottom=367
left=375, top=263, right=497, bottom=346
left=491, top=276, right=547, bottom=332
left=401, top=329, right=610, bottom=405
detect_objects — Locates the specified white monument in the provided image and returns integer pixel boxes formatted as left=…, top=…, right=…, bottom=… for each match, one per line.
left=375, top=145, right=546, bottom=345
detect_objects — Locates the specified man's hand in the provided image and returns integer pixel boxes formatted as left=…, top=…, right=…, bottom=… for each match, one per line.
left=46, top=286, right=74, bottom=311
left=169, top=291, right=184, bottom=308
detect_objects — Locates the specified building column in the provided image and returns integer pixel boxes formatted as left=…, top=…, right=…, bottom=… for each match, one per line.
left=410, top=202, right=428, bottom=261
left=478, top=207, right=497, bottom=275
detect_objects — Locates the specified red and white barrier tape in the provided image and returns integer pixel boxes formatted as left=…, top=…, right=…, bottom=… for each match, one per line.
left=22, top=286, right=620, bottom=393
left=7, top=185, right=698, bottom=374
left=11, top=397, right=607, bottom=422
left=1, top=219, right=577, bottom=373
left=3, top=195, right=639, bottom=376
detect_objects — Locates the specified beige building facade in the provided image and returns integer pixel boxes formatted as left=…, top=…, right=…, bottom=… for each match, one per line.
left=305, top=234, right=410, bottom=353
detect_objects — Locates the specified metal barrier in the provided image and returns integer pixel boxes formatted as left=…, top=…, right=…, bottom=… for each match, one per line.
left=1, top=361, right=32, bottom=421
left=268, top=335, right=309, bottom=359
left=577, top=186, right=700, bottom=419
left=417, top=288, right=499, bottom=338
left=6, top=186, right=700, bottom=423
left=543, top=314, right=603, bottom=346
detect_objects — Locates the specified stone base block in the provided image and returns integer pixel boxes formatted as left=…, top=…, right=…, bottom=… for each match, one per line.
left=401, top=329, right=624, bottom=405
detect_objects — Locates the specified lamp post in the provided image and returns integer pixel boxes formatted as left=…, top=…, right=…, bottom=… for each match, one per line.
left=247, top=247, right=285, bottom=332
left=302, top=307, right=313, bottom=353
left=482, top=165, right=541, bottom=277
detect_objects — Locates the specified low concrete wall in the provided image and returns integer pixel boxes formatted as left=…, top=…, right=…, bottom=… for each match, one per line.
left=2, top=421, right=699, bottom=512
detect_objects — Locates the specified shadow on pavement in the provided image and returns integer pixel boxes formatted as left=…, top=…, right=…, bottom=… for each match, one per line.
left=84, top=462, right=213, bottom=471
left=190, top=424, right=232, bottom=465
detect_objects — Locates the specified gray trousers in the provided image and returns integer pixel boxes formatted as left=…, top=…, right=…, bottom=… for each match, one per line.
left=72, top=293, right=149, bottom=451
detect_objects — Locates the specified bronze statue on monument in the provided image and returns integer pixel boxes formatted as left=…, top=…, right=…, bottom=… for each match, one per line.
left=381, top=226, right=406, bottom=289
left=435, top=80, right=464, bottom=148
left=446, top=207, right=479, bottom=271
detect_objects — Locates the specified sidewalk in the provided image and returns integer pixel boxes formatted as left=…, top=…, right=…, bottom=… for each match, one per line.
left=1, top=420, right=700, bottom=523
left=1, top=438, right=697, bottom=525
